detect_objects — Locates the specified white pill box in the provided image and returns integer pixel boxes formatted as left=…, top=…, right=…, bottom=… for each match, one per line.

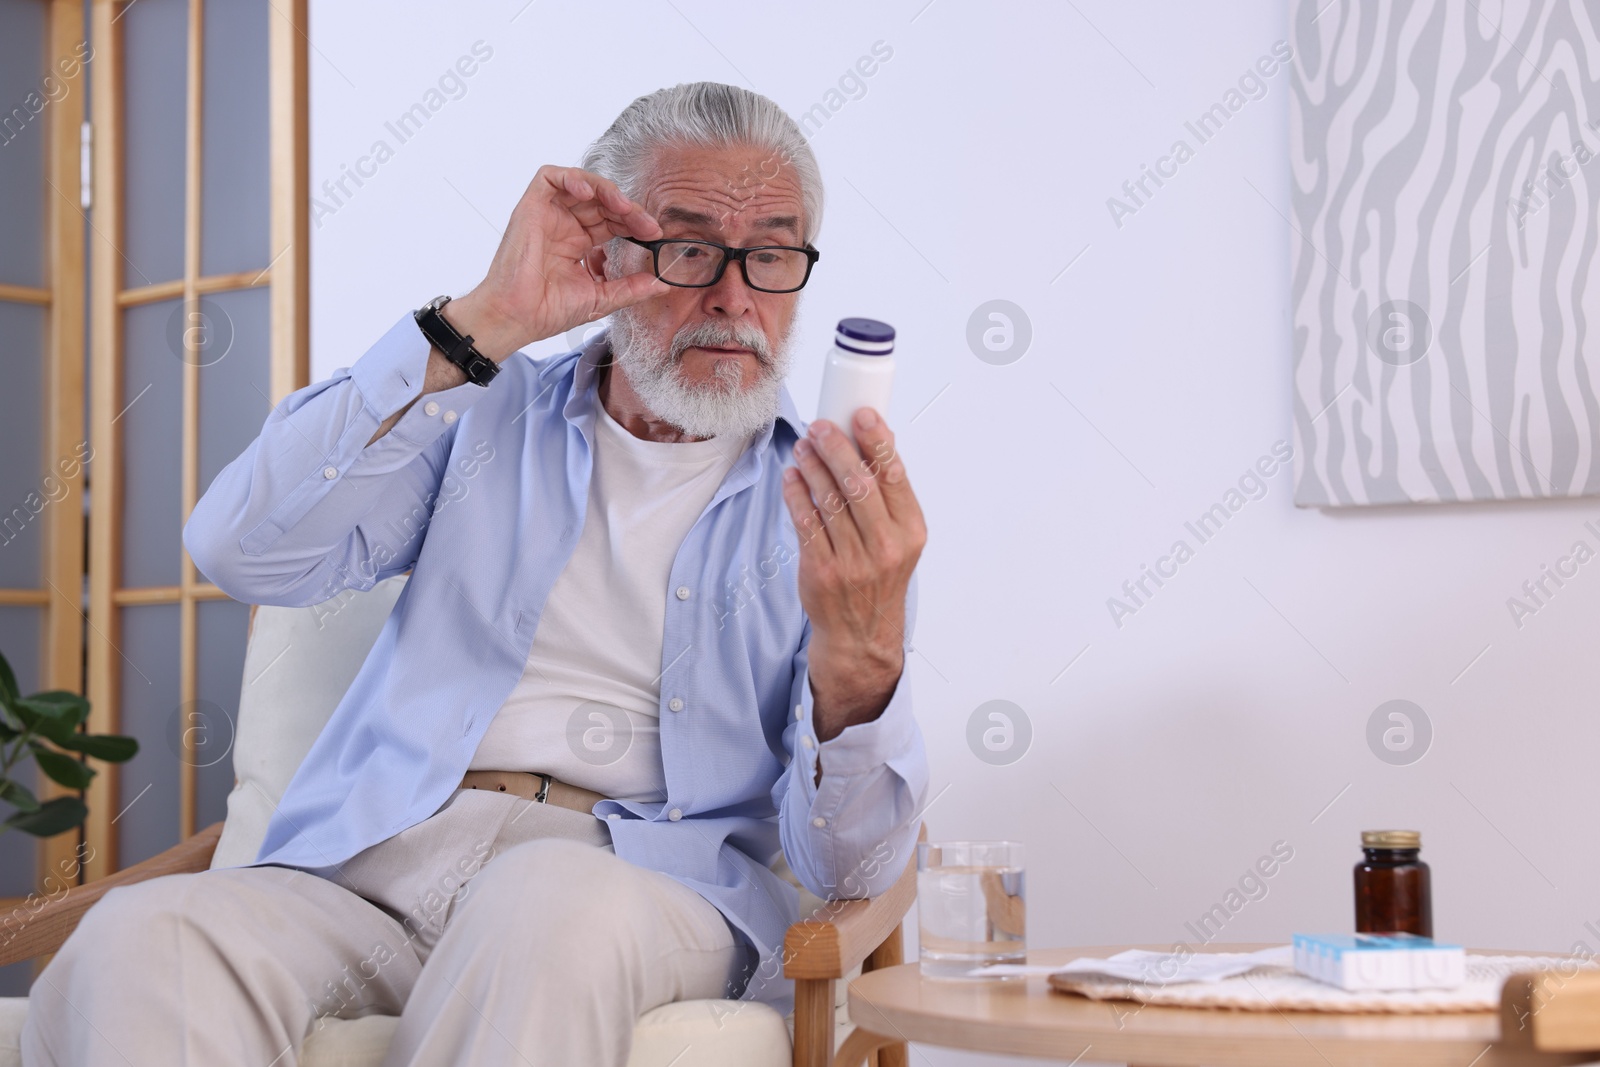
left=1292, top=933, right=1466, bottom=991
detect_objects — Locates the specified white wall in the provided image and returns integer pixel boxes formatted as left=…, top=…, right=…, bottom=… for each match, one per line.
left=310, top=3, right=1600, bottom=1062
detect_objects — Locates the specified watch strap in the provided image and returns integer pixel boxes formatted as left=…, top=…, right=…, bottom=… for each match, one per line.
left=414, top=296, right=500, bottom=386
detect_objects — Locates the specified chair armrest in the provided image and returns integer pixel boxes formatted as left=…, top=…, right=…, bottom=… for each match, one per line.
left=1501, top=968, right=1600, bottom=1052
left=0, top=821, right=224, bottom=968
left=783, top=824, right=926, bottom=981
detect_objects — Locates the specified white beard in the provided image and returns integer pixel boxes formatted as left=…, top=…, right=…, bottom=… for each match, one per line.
left=605, top=309, right=795, bottom=440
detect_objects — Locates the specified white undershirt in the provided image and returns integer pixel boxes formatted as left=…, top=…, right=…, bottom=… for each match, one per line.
left=468, top=397, right=743, bottom=801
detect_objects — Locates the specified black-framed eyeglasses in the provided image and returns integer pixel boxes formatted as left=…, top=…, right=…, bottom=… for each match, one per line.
left=625, top=236, right=820, bottom=294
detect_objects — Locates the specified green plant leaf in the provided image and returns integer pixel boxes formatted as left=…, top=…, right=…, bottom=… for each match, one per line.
left=0, top=719, right=17, bottom=742
left=13, top=710, right=71, bottom=747
left=12, top=699, right=78, bottom=746
left=0, top=778, right=40, bottom=813
left=28, top=745, right=94, bottom=790
left=3, top=795, right=87, bottom=837
left=0, top=653, right=18, bottom=733
left=54, top=732, right=139, bottom=762
left=20, top=691, right=91, bottom=728
left=0, top=651, right=17, bottom=709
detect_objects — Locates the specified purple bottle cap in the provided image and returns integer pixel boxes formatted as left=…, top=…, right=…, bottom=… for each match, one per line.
left=835, top=317, right=895, bottom=356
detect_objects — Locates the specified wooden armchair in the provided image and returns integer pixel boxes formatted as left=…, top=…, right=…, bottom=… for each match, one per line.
left=0, top=574, right=922, bottom=1067
left=0, top=822, right=225, bottom=970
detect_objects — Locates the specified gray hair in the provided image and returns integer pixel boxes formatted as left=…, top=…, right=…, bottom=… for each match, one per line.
left=580, top=82, right=824, bottom=247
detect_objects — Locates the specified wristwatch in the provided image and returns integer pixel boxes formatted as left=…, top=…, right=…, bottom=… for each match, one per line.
left=414, top=295, right=500, bottom=386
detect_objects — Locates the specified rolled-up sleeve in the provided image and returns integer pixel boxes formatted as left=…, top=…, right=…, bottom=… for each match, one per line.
left=774, top=571, right=929, bottom=900
left=184, top=312, right=493, bottom=607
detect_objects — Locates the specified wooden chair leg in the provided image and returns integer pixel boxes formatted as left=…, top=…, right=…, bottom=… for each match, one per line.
left=792, top=977, right=836, bottom=1067
left=861, top=926, right=907, bottom=1067
left=830, top=1026, right=897, bottom=1067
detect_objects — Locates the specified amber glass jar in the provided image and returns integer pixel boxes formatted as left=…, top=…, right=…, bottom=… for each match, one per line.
left=1353, top=830, right=1432, bottom=937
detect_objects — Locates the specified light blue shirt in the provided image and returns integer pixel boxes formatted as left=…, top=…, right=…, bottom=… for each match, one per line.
left=183, top=313, right=929, bottom=1012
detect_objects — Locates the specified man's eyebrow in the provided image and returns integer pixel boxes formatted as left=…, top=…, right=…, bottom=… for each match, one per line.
left=657, top=206, right=803, bottom=241
left=753, top=214, right=801, bottom=239
left=658, top=206, right=720, bottom=229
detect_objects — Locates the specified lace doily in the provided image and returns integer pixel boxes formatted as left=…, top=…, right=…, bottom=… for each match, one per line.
left=1048, top=953, right=1591, bottom=1013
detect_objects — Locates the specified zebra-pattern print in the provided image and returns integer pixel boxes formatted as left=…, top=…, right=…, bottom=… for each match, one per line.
left=1291, top=0, right=1600, bottom=506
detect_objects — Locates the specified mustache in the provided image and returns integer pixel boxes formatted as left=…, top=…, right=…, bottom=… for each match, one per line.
left=669, top=320, right=774, bottom=367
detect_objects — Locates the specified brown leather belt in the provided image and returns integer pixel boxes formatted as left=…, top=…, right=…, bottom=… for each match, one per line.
left=459, top=770, right=606, bottom=814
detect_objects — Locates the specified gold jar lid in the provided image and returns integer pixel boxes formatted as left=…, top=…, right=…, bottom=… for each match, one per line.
left=1362, top=830, right=1421, bottom=849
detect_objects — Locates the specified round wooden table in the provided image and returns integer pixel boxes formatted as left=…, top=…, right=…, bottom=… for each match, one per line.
left=836, top=944, right=1595, bottom=1067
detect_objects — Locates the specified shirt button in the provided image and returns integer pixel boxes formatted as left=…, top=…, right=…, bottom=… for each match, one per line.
left=675, top=586, right=691, bottom=601
left=801, top=735, right=814, bottom=750
left=322, top=466, right=338, bottom=480
left=794, top=705, right=804, bottom=721
left=668, top=697, right=684, bottom=713
left=443, top=410, right=458, bottom=424
left=668, top=808, right=683, bottom=821
left=423, top=401, right=440, bottom=416
left=811, top=816, right=827, bottom=828
left=607, top=812, right=621, bottom=821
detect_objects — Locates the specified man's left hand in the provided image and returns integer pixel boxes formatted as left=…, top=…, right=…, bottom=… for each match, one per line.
left=780, top=408, right=926, bottom=744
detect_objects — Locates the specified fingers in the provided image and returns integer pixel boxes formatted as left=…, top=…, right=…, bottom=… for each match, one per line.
left=851, top=408, right=924, bottom=532
left=537, top=165, right=662, bottom=243
left=803, top=419, right=892, bottom=547
left=591, top=268, right=671, bottom=319
left=790, top=435, right=865, bottom=560
left=780, top=464, right=830, bottom=558
left=554, top=167, right=649, bottom=226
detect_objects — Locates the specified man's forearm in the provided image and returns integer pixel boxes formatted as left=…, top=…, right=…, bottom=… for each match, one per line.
left=367, top=295, right=528, bottom=446
left=784, top=639, right=927, bottom=900
left=807, top=638, right=902, bottom=785
left=185, top=312, right=477, bottom=605
left=808, top=637, right=903, bottom=742
left=366, top=349, right=468, bottom=445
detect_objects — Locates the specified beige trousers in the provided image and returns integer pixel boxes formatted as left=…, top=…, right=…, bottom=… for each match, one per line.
left=22, top=787, right=748, bottom=1066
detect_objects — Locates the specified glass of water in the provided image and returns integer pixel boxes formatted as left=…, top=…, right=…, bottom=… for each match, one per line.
left=917, top=840, right=1026, bottom=979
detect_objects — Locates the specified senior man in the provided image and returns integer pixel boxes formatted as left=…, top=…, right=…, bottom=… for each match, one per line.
left=23, top=82, right=928, bottom=1066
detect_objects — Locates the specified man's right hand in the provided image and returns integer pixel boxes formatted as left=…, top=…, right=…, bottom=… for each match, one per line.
left=442, top=165, right=670, bottom=361
left=368, top=166, right=666, bottom=446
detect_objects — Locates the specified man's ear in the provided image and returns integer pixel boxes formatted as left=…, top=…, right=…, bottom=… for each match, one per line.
left=585, top=242, right=612, bottom=283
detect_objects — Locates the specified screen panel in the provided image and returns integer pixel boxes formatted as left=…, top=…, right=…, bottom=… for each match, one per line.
left=119, top=0, right=187, bottom=289
left=194, top=597, right=249, bottom=828
left=200, top=0, right=269, bottom=277
left=0, top=607, right=43, bottom=900
left=115, top=602, right=180, bottom=867
left=0, top=303, right=47, bottom=588
left=0, top=1, right=46, bottom=290
left=0, top=604, right=42, bottom=998
left=84, top=0, right=307, bottom=891
left=197, top=286, right=271, bottom=494
left=0, top=0, right=65, bottom=1002
left=119, top=299, right=184, bottom=588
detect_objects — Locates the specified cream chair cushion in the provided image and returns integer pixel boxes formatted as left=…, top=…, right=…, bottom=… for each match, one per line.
left=0, top=997, right=791, bottom=1067
left=0, top=999, right=24, bottom=1067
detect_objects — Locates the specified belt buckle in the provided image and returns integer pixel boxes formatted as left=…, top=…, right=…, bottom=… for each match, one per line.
left=534, top=772, right=552, bottom=804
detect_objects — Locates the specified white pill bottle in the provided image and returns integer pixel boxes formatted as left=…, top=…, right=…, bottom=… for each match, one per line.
left=814, top=317, right=895, bottom=447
